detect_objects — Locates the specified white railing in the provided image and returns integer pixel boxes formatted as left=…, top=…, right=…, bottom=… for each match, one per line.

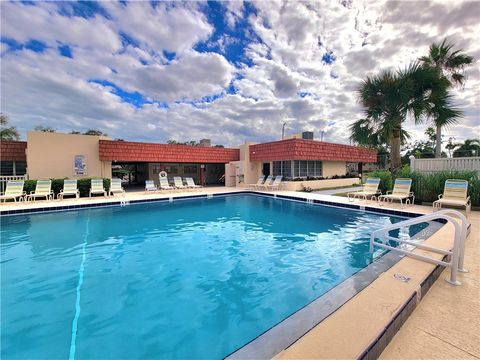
left=410, top=156, right=480, bottom=173
left=369, top=209, right=468, bottom=285
left=0, top=175, right=28, bottom=193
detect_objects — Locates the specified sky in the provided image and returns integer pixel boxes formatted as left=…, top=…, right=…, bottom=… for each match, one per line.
left=1, top=0, right=479, bottom=147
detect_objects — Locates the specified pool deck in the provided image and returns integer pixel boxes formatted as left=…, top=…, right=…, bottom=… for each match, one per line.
left=1, top=186, right=478, bottom=359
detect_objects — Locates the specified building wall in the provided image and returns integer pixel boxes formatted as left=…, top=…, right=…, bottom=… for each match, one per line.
left=323, top=161, right=347, bottom=177
left=231, top=142, right=262, bottom=186
left=26, top=132, right=112, bottom=180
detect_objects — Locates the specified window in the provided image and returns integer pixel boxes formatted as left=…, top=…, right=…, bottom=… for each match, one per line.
left=0, top=161, right=14, bottom=176
left=272, top=160, right=322, bottom=179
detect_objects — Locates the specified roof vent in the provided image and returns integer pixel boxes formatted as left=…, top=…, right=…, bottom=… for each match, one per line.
left=199, top=139, right=211, bottom=147
left=302, top=131, right=314, bottom=140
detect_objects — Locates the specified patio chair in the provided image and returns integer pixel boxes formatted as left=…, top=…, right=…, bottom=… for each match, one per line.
left=267, top=175, right=283, bottom=191
left=145, top=180, right=158, bottom=193
left=256, top=175, right=273, bottom=190
left=251, top=176, right=265, bottom=190
left=0, top=180, right=26, bottom=203
left=58, top=179, right=79, bottom=200
left=378, top=178, right=414, bottom=207
left=185, top=177, right=202, bottom=190
left=89, top=179, right=107, bottom=198
left=109, top=179, right=126, bottom=197
left=27, top=180, right=53, bottom=202
left=433, top=179, right=471, bottom=216
left=173, top=177, right=188, bottom=191
left=159, top=177, right=175, bottom=191
left=347, top=178, right=381, bottom=202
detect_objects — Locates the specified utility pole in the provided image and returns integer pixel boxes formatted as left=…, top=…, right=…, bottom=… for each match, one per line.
left=282, top=121, right=287, bottom=140
left=321, top=130, right=324, bottom=142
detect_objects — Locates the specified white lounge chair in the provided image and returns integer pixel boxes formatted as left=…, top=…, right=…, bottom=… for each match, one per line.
left=0, top=180, right=26, bottom=203
left=267, top=175, right=283, bottom=191
left=173, top=176, right=188, bottom=191
left=27, top=180, right=53, bottom=202
left=347, top=178, right=381, bottom=202
left=109, top=179, right=125, bottom=197
left=145, top=180, right=158, bottom=193
left=378, top=178, right=414, bottom=207
left=433, top=179, right=471, bottom=216
left=185, top=177, right=202, bottom=190
left=58, top=179, right=79, bottom=200
left=159, top=177, right=175, bottom=191
left=251, top=176, right=265, bottom=190
left=90, top=179, right=107, bottom=198
left=256, top=175, right=273, bottom=190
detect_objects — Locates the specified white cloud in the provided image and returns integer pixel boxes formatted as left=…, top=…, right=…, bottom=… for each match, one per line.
left=0, top=0, right=479, bottom=148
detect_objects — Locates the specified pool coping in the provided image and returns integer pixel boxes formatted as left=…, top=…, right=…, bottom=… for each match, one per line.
left=224, top=221, right=444, bottom=360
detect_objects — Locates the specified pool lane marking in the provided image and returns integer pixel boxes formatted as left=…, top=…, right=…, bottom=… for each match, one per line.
left=69, top=214, right=90, bottom=360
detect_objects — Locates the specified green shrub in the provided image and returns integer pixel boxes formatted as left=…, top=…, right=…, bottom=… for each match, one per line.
left=364, top=170, right=393, bottom=194
left=380, top=166, right=480, bottom=206
left=22, top=178, right=111, bottom=198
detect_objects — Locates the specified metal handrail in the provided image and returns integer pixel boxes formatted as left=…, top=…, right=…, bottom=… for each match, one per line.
left=369, top=209, right=469, bottom=286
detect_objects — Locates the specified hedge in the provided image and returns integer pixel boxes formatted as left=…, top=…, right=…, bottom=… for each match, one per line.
left=23, top=178, right=111, bottom=198
left=363, top=167, right=479, bottom=206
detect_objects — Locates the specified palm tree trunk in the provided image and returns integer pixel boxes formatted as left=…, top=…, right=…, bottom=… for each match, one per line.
left=435, top=125, right=442, bottom=158
left=390, top=129, right=402, bottom=173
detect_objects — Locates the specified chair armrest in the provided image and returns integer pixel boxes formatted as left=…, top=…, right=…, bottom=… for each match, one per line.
left=466, top=196, right=471, bottom=205
left=30, top=191, right=35, bottom=194
left=438, top=194, right=443, bottom=199
left=386, top=191, right=392, bottom=195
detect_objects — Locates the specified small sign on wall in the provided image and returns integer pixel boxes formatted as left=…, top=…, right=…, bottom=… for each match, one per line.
left=74, top=155, right=87, bottom=176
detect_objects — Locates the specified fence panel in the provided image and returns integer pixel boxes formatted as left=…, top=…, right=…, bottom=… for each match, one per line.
left=410, top=156, right=480, bottom=174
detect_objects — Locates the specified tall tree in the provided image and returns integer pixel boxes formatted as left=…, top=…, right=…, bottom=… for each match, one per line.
left=351, top=63, right=441, bottom=172
left=34, top=125, right=56, bottom=132
left=452, top=139, right=480, bottom=158
left=0, top=114, right=20, bottom=141
left=419, top=38, right=474, bottom=157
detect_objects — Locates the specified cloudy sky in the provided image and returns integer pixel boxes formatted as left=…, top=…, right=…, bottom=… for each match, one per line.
left=1, top=1, right=479, bottom=147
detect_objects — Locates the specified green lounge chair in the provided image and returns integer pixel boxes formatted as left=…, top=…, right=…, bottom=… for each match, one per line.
left=378, top=178, right=414, bottom=207
left=348, top=178, right=381, bottom=202
left=58, top=179, right=79, bottom=200
left=109, top=179, right=125, bottom=197
left=27, top=180, right=53, bottom=202
left=90, top=179, right=106, bottom=198
left=252, top=176, right=266, bottom=190
left=159, top=177, right=175, bottom=191
left=0, top=180, right=26, bottom=203
left=145, top=180, right=158, bottom=193
left=267, top=175, right=283, bottom=191
left=257, top=175, right=273, bottom=190
left=433, top=180, right=471, bottom=216
left=173, top=176, right=188, bottom=190
left=185, top=177, right=202, bottom=189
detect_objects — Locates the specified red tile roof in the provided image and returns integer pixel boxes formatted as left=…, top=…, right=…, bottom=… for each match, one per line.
left=0, top=141, right=27, bottom=161
left=250, top=139, right=377, bottom=163
left=99, top=140, right=240, bottom=163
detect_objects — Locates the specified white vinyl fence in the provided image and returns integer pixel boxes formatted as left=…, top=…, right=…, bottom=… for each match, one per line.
left=410, top=156, right=480, bottom=174
left=0, top=175, right=28, bottom=193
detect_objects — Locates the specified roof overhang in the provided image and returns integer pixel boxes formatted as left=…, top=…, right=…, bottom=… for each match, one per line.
left=99, top=140, right=240, bottom=163
left=249, top=139, right=377, bottom=163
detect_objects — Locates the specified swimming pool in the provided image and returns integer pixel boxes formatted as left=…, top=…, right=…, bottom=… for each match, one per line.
left=1, top=194, right=429, bottom=359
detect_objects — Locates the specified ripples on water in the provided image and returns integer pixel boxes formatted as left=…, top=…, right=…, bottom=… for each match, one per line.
left=1, top=195, right=427, bottom=359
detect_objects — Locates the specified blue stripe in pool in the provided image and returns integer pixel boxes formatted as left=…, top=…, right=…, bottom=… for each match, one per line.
left=1, top=194, right=427, bottom=359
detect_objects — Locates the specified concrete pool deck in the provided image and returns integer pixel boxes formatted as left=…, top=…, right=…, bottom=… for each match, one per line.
left=1, top=186, right=478, bottom=359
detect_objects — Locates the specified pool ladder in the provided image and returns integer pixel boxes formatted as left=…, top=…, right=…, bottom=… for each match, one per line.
left=369, top=209, right=469, bottom=286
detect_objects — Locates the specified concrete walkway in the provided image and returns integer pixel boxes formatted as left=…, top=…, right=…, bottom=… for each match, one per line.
left=380, top=210, right=480, bottom=360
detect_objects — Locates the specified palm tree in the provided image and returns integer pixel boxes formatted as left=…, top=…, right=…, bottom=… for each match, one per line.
left=0, top=113, right=20, bottom=141
left=452, top=139, right=480, bottom=157
left=419, top=39, right=474, bottom=157
left=352, top=63, right=441, bottom=172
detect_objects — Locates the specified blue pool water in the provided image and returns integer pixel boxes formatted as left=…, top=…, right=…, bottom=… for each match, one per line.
left=1, top=195, right=427, bottom=359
